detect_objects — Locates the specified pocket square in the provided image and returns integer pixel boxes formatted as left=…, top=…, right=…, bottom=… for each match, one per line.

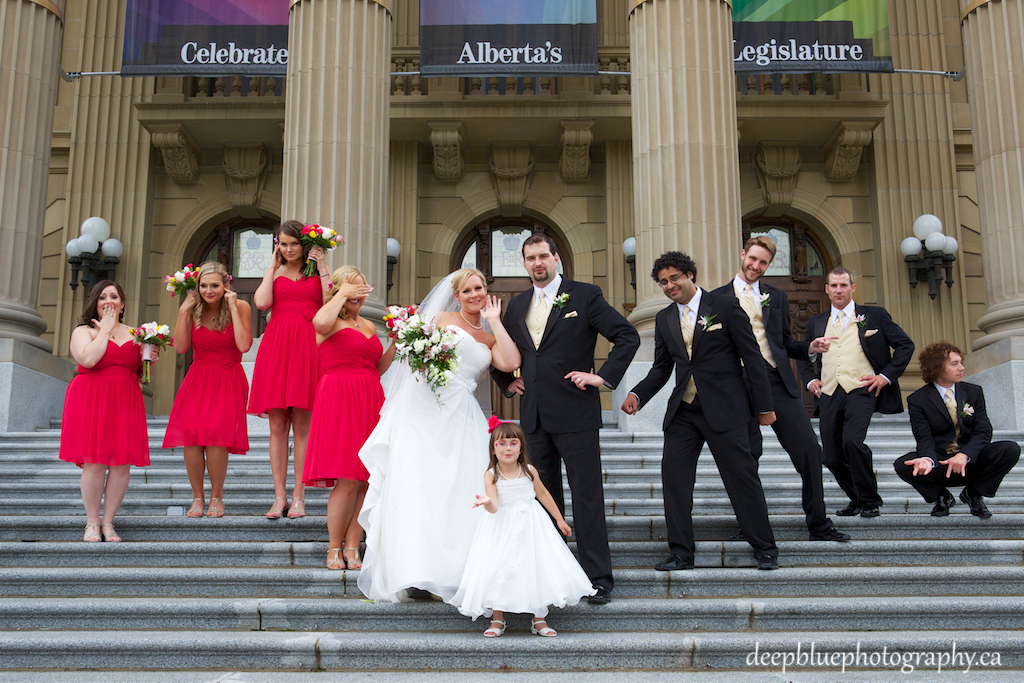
left=563, top=311, right=578, bottom=319
left=705, top=323, right=723, bottom=332
left=864, top=329, right=878, bottom=337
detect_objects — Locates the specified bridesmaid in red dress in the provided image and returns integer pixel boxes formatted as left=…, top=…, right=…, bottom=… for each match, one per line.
left=306, top=266, right=396, bottom=569
left=164, top=261, right=253, bottom=518
left=60, top=281, right=155, bottom=542
left=248, top=220, right=331, bottom=519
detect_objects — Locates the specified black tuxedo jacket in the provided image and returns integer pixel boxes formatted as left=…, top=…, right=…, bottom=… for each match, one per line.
left=711, top=281, right=810, bottom=398
left=797, top=304, right=914, bottom=414
left=630, top=289, right=774, bottom=433
left=497, top=279, right=639, bottom=434
left=907, top=381, right=992, bottom=462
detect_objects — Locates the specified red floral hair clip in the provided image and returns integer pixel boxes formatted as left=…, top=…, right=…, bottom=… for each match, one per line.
left=487, top=415, right=504, bottom=433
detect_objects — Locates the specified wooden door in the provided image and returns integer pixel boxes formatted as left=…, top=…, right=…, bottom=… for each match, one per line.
left=486, top=277, right=532, bottom=420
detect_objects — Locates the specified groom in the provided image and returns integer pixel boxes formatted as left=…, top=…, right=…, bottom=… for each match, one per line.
left=494, top=234, right=639, bottom=604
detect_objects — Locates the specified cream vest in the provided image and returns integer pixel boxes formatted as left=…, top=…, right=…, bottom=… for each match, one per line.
left=821, top=315, right=874, bottom=395
left=735, top=283, right=776, bottom=368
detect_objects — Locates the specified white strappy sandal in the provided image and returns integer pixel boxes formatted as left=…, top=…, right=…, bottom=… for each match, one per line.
left=531, top=618, right=557, bottom=637
left=483, top=619, right=506, bottom=637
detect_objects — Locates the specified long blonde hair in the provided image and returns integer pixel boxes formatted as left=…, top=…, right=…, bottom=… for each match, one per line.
left=192, top=261, right=233, bottom=331
left=329, top=265, right=368, bottom=317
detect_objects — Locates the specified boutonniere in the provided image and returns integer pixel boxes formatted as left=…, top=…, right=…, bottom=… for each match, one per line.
left=757, top=293, right=771, bottom=308
left=698, top=313, right=719, bottom=330
left=854, top=314, right=867, bottom=328
left=961, top=403, right=975, bottom=418
left=552, top=293, right=571, bottom=310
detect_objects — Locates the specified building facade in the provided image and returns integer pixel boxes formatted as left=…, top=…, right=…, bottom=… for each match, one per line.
left=2, top=0, right=1023, bottom=429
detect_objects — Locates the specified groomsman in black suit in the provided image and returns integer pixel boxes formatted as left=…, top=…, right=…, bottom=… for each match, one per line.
left=896, top=342, right=1020, bottom=518
left=798, top=267, right=914, bottom=518
left=495, top=234, right=639, bottom=604
left=622, top=251, right=779, bottom=570
left=712, top=236, right=850, bottom=542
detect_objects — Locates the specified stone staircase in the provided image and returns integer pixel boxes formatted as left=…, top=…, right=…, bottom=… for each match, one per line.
left=1, top=414, right=1024, bottom=677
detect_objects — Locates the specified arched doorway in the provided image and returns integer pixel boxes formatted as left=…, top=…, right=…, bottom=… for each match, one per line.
left=743, top=217, right=833, bottom=414
left=453, top=216, right=572, bottom=419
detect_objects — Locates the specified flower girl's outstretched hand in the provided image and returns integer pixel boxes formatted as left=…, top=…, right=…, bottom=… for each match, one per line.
left=472, top=494, right=492, bottom=509
left=557, top=519, right=572, bottom=537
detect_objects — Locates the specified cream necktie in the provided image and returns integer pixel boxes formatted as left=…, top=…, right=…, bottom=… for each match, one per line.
left=527, top=291, right=550, bottom=348
left=833, top=311, right=846, bottom=334
left=945, top=389, right=961, bottom=453
left=680, top=305, right=697, bottom=403
left=740, top=284, right=776, bottom=368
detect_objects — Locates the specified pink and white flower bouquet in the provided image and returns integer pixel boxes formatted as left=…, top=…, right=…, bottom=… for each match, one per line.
left=129, top=322, right=173, bottom=382
left=163, top=263, right=198, bottom=297
left=385, top=305, right=461, bottom=403
left=299, top=224, right=342, bottom=277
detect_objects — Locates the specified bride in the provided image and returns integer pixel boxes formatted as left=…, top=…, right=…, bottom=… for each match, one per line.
left=358, top=268, right=521, bottom=602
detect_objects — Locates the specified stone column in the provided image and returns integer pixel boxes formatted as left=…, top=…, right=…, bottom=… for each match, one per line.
left=0, top=0, right=75, bottom=431
left=615, top=0, right=740, bottom=431
left=283, top=0, right=392, bottom=322
left=962, top=0, right=1024, bottom=428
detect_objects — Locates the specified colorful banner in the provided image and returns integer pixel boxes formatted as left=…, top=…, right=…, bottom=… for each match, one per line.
left=419, top=0, right=598, bottom=77
left=733, top=0, right=893, bottom=74
left=121, top=0, right=289, bottom=77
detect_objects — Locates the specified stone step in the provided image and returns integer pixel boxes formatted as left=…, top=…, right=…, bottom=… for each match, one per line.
left=2, top=514, right=1015, bottom=543
left=4, top=491, right=1021, bottom=518
left=2, top=565, right=1021, bottom=599
left=2, top=674, right=1022, bottom=683
left=0, top=630, right=1019, bottom=671
left=0, top=595, right=1020, bottom=633
left=1, top=538, right=1020, bottom=570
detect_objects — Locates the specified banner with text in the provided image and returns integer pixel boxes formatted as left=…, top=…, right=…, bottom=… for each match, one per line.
left=420, top=0, right=598, bottom=77
left=733, top=0, right=892, bottom=74
left=121, top=0, right=289, bottom=77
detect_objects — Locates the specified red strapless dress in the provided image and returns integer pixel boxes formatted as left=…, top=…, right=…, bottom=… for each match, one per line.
left=303, top=327, right=384, bottom=487
left=59, top=340, right=149, bottom=468
left=163, top=324, right=249, bottom=454
left=247, top=275, right=321, bottom=416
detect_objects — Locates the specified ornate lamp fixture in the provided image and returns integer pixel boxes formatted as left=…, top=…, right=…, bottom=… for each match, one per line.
left=621, top=237, right=636, bottom=290
left=901, top=214, right=958, bottom=300
left=386, top=238, right=402, bottom=291
left=65, top=217, right=123, bottom=294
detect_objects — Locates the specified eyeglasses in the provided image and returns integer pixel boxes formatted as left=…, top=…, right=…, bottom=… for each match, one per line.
left=657, top=273, right=687, bottom=289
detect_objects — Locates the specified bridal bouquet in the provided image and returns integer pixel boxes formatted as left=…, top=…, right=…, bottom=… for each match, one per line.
left=163, top=264, right=198, bottom=297
left=385, top=305, right=461, bottom=403
left=130, top=322, right=173, bottom=383
left=300, top=224, right=342, bottom=277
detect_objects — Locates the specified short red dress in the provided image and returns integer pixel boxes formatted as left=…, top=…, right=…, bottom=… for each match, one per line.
left=303, top=327, right=384, bottom=487
left=163, top=324, right=249, bottom=454
left=247, top=275, right=322, bottom=416
left=59, top=339, right=150, bottom=468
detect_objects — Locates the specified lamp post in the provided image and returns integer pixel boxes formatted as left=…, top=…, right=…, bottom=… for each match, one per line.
left=621, top=237, right=637, bottom=291
left=386, top=238, right=401, bottom=292
left=65, top=217, right=123, bottom=294
left=901, top=214, right=957, bottom=300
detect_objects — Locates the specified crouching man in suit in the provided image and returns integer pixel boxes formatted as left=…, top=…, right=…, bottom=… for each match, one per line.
left=896, top=342, right=1020, bottom=518
left=622, top=251, right=779, bottom=571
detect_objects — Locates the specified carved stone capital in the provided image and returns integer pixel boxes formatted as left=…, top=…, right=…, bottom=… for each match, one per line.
left=559, top=120, right=594, bottom=182
left=150, top=124, right=200, bottom=185
left=823, top=121, right=875, bottom=183
left=754, top=143, right=801, bottom=217
left=223, top=144, right=270, bottom=218
left=428, top=121, right=465, bottom=183
left=489, top=143, right=534, bottom=217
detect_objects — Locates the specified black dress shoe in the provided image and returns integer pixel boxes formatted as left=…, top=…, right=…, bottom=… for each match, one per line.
left=655, top=554, right=695, bottom=571
left=859, top=505, right=880, bottom=518
left=588, top=586, right=612, bottom=604
left=960, top=488, right=992, bottom=518
left=931, top=491, right=955, bottom=517
left=755, top=554, right=779, bottom=570
left=729, top=528, right=745, bottom=541
left=809, top=528, right=852, bottom=542
left=836, top=502, right=862, bottom=516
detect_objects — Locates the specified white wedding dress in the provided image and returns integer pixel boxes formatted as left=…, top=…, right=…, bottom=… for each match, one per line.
left=357, top=325, right=492, bottom=603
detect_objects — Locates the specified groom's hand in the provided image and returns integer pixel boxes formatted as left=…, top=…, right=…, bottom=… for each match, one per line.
left=507, top=377, right=525, bottom=395
left=565, top=369, right=605, bottom=390
left=621, top=394, right=639, bottom=415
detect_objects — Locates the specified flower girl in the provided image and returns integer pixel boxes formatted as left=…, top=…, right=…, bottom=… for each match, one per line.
left=449, top=418, right=595, bottom=637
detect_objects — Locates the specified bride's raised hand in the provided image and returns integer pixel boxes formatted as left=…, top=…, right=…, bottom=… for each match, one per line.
left=480, top=295, right=502, bottom=323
